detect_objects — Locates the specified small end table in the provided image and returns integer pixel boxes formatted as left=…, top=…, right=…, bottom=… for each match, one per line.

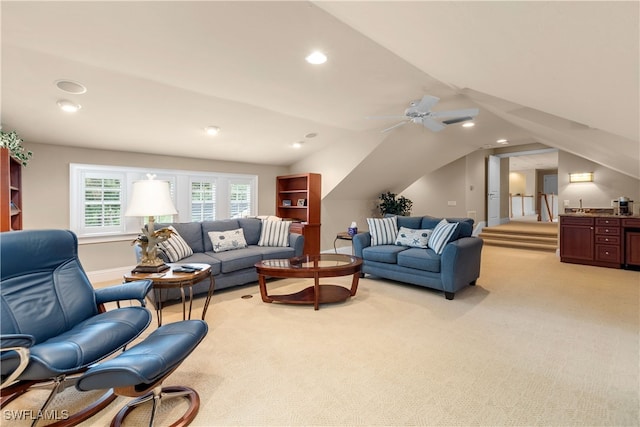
left=124, top=263, right=214, bottom=326
left=334, top=232, right=355, bottom=254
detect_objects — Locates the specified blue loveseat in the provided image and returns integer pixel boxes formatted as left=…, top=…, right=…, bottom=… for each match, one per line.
left=352, top=215, right=483, bottom=300
left=135, top=217, right=304, bottom=302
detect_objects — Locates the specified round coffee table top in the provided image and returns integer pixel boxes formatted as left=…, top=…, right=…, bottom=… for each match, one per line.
left=255, top=254, right=362, bottom=278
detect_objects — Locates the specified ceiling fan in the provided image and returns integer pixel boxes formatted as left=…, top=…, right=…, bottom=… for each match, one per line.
left=368, top=95, right=479, bottom=133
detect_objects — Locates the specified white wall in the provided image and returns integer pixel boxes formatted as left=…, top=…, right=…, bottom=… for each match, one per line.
left=22, top=142, right=288, bottom=271
left=558, top=151, right=640, bottom=213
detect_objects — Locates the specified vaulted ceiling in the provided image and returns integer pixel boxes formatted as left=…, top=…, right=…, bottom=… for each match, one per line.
left=2, top=1, right=638, bottom=195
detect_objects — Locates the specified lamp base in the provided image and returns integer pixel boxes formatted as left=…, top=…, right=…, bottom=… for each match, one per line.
left=131, top=263, right=171, bottom=274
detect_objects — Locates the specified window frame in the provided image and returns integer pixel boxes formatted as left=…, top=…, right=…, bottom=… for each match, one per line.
left=70, top=164, right=258, bottom=242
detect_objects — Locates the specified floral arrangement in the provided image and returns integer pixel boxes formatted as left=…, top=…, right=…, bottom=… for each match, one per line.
left=378, top=191, right=413, bottom=216
left=0, top=130, right=32, bottom=166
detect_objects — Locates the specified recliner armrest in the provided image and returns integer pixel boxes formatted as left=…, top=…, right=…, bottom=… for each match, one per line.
left=1, top=334, right=35, bottom=349
left=95, top=280, right=153, bottom=306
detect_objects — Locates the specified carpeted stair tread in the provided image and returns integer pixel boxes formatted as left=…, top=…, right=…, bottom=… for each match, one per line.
left=479, top=221, right=558, bottom=252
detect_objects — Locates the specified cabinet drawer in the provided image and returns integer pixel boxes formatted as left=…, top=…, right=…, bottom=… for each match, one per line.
left=595, top=226, right=620, bottom=236
left=595, top=245, right=620, bottom=263
left=595, top=217, right=620, bottom=226
left=622, top=218, right=640, bottom=228
left=595, top=235, right=620, bottom=245
left=561, top=216, right=593, bottom=226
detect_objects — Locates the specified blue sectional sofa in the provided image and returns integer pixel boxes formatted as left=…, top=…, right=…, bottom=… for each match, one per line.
left=352, top=215, right=483, bottom=300
left=135, top=218, right=304, bottom=302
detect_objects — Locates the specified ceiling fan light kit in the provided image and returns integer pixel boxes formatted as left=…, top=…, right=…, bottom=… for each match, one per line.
left=369, top=95, right=479, bottom=133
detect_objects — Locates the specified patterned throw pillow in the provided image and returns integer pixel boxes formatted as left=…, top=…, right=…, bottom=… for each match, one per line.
left=367, top=216, right=398, bottom=246
left=208, top=228, right=248, bottom=253
left=395, top=227, right=432, bottom=248
left=427, top=219, right=459, bottom=255
left=157, top=226, right=194, bottom=262
left=258, top=220, right=291, bottom=247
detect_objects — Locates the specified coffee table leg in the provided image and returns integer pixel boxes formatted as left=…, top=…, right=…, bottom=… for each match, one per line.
left=350, top=270, right=361, bottom=296
left=154, top=288, right=163, bottom=327
left=258, top=274, right=273, bottom=303
left=201, top=275, right=215, bottom=321
left=314, top=274, right=320, bottom=310
left=180, top=286, right=186, bottom=321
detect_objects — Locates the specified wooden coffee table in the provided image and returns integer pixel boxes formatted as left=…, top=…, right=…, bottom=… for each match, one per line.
left=124, top=263, right=214, bottom=326
left=255, top=254, right=362, bottom=310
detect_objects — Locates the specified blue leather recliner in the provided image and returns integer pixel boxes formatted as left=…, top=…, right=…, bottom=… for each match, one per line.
left=1, top=229, right=208, bottom=426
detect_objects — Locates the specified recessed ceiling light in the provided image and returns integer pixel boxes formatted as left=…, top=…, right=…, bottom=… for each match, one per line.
left=292, top=141, right=304, bottom=149
left=496, top=139, right=509, bottom=144
left=305, top=51, right=327, bottom=65
left=305, top=132, right=318, bottom=139
left=462, top=122, right=475, bottom=128
left=57, top=100, right=81, bottom=113
left=55, top=79, right=87, bottom=94
left=205, top=126, right=220, bottom=136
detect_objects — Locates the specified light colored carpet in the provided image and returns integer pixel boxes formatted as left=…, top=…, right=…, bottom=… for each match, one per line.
left=5, top=246, right=639, bottom=426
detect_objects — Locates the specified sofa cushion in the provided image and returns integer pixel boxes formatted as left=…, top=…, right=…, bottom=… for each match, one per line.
left=254, top=245, right=297, bottom=260
left=397, top=248, right=441, bottom=273
left=177, top=253, right=222, bottom=275
left=387, top=215, right=423, bottom=230
left=157, top=226, right=194, bottom=262
left=238, top=218, right=262, bottom=245
left=207, top=248, right=263, bottom=274
left=258, top=220, right=291, bottom=247
left=395, top=227, right=432, bottom=248
left=202, top=220, right=241, bottom=252
left=362, top=244, right=408, bottom=264
left=367, top=216, right=398, bottom=246
left=421, top=217, right=473, bottom=239
left=208, top=229, right=248, bottom=253
left=428, top=219, right=459, bottom=255
left=156, top=222, right=204, bottom=253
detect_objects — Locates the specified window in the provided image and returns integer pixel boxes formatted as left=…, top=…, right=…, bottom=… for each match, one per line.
left=229, top=181, right=252, bottom=218
left=71, top=164, right=257, bottom=241
left=191, top=179, right=216, bottom=221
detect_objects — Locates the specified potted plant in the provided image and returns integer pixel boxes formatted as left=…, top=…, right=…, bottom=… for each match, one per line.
left=378, top=191, right=413, bottom=216
left=0, top=130, right=32, bottom=166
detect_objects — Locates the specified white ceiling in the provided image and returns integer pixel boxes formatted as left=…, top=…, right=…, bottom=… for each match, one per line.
left=1, top=1, right=638, bottom=179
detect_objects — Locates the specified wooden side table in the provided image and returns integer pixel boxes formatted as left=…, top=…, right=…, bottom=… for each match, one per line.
left=124, top=263, right=214, bottom=326
left=334, top=231, right=354, bottom=254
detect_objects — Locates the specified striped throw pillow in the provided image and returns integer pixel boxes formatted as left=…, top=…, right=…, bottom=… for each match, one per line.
left=428, top=219, right=459, bottom=255
left=367, top=216, right=398, bottom=246
left=157, top=226, right=194, bottom=262
left=258, top=220, right=291, bottom=247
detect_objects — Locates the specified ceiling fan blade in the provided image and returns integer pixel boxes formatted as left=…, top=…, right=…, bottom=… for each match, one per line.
left=430, top=108, right=479, bottom=119
left=442, top=116, right=474, bottom=125
left=366, top=115, right=408, bottom=120
left=381, top=120, right=409, bottom=133
left=413, top=95, right=440, bottom=112
left=422, top=117, right=446, bottom=132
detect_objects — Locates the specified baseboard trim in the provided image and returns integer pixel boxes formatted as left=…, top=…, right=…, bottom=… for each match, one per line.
left=87, top=266, right=134, bottom=285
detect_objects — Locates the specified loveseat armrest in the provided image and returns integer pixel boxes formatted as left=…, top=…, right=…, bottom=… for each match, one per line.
left=289, top=232, right=305, bottom=256
left=95, top=280, right=153, bottom=306
left=440, top=237, right=483, bottom=294
left=352, top=232, right=371, bottom=258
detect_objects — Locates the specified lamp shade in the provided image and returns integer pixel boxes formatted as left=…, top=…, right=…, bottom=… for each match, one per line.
left=125, top=178, right=177, bottom=217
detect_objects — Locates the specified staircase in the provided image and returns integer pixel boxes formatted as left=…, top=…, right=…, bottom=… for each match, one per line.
left=479, top=221, right=558, bottom=252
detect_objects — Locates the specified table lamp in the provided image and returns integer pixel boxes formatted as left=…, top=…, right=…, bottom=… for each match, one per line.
left=126, top=174, right=177, bottom=273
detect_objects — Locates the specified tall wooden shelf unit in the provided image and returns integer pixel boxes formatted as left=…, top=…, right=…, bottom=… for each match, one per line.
left=1, top=148, right=23, bottom=231
left=276, top=173, right=321, bottom=255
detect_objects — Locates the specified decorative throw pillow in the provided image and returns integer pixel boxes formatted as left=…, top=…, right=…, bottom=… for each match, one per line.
left=367, top=216, right=398, bottom=246
left=428, top=219, right=459, bottom=255
left=157, top=226, right=193, bottom=262
left=258, top=220, right=291, bottom=247
left=208, top=228, right=248, bottom=253
left=395, top=227, right=432, bottom=248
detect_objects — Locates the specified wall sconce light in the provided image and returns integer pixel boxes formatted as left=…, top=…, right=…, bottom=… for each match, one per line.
left=569, top=172, right=594, bottom=183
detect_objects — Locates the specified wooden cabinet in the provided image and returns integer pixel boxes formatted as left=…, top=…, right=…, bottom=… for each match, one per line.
left=559, top=215, right=640, bottom=269
left=623, top=218, right=640, bottom=268
left=276, top=173, right=321, bottom=255
left=560, top=216, right=594, bottom=263
left=1, top=148, right=23, bottom=231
